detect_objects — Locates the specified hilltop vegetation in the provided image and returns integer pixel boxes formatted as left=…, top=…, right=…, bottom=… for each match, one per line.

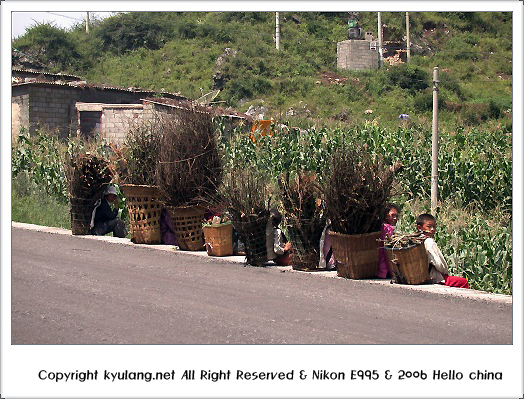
left=12, top=11, right=512, bottom=132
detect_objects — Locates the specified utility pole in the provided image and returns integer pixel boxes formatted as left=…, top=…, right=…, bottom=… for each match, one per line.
left=406, top=12, right=411, bottom=62
left=85, top=12, right=90, bottom=33
left=377, top=12, right=383, bottom=68
left=431, top=67, right=439, bottom=214
left=275, top=12, right=280, bottom=51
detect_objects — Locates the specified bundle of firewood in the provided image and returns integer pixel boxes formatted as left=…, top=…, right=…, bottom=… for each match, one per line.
left=65, top=152, right=113, bottom=200
left=381, top=232, right=426, bottom=249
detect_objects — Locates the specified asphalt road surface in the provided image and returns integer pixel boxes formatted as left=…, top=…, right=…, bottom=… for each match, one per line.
left=11, top=227, right=512, bottom=344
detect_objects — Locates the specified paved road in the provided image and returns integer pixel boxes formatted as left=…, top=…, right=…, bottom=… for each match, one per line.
left=11, top=227, right=512, bottom=344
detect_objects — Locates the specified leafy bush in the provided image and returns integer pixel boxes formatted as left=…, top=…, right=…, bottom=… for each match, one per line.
left=95, top=12, right=176, bottom=54
left=12, top=23, right=82, bottom=72
left=387, top=64, right=430, bottom=93
left=12, top=173, right=70, bottom=229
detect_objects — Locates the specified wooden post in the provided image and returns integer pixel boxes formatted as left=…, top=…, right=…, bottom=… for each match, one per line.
left=406, top=12, right=411, bottom=62
left=378, top=12, right=383, bottom=68
left=275, top=12, right=280, bottom=51
left=431, top=67, right=439, bottom=214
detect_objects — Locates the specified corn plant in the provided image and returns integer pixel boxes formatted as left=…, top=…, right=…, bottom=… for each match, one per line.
left=12, top=128, right=68, bottom=203
left=219, top=123, right=512, bottom=294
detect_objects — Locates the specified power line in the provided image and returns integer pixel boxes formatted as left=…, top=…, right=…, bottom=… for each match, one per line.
left=45, top=12, right=84, bottom=22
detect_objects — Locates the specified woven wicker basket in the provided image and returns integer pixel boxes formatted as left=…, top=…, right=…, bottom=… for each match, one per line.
left=203, top=223, right=234, bottom=257
left=121, top=184, right=162, bottom=244
left=329, top=230, right=381, bottom=279
left=232, top=214, right=269, bottom=266
left=70, top=197, right=94, bottom=235
left=385, top=243, right=430, bottom=285
left=287, top=220, right=324, bottom=271
left=165, top=205, right=205, bottom=251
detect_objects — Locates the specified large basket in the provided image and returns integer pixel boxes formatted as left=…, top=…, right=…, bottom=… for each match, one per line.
left=385, top=243, right=430, bottom=285
left=203, top=223, right=234, bottom=257
left=121, top=184, right=162, bottom=244
left=165, top=205, right=205, bottom=251
left=70, top=197, right=94, bottom=235
left=287, top=219, right=325, bottom=271
left=329, top=230, right=381, bottom=279
left=232, top=213, right=269, bottom=266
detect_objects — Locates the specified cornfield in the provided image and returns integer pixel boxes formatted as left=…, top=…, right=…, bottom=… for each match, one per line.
left=11, top=123, right=512, bottom=295
left=220, top=122, right=512, bottom=294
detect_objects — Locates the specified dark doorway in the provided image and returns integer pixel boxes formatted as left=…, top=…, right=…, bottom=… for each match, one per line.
left=79, top=111, right=102, bottom=138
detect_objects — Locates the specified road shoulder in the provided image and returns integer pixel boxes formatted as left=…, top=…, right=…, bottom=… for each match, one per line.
left=11, top=222, right=512, bottom=305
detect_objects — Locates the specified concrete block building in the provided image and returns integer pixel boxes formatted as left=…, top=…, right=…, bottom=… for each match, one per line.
left=11, top=70, right=185, bottom=142
left=337, top=39, right=379, bottom=71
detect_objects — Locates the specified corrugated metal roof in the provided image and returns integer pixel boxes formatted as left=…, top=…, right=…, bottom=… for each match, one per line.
left=12, top=68, right=82, bottom=80
left=12, top=80, right=186, bottom=99
left=143, top=98, right=252, bottom=121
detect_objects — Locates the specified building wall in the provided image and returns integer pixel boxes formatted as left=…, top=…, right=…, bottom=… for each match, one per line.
left=337, top=40, right=379, bottom=71
left=11, top=83, right=162, bottom=141
left=11, top=92, right=29, bottom=140
left=28, top=85, right=78, bottom=139
left=100, top=104, right=150, bottom=146
left=75, top=102, right=159, bottom=146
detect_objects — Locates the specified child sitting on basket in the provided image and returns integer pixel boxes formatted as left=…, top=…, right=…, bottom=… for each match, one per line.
left=377, top=203, right=401, bottom=279
left=416, top=213, right=470, bottom=288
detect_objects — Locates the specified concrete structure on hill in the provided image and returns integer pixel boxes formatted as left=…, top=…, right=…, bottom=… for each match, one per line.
left=337, top=39, right=380, bottom=71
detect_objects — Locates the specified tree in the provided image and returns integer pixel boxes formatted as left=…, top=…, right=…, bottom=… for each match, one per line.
left=12, top=23, right=81, bottom=72
left=95, top=12, right=176, bottom=54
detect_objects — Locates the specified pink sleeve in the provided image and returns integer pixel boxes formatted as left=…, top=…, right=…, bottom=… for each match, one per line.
left=381, top=223, right=395, bottom=240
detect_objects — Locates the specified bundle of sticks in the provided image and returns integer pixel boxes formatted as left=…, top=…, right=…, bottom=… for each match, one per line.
left=66, top=153, right=113, bottom=200
left=381, top=232, right=426, bottom=249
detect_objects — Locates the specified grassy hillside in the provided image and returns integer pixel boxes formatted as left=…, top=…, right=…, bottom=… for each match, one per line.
left=12, top=11, right=512, bottom=132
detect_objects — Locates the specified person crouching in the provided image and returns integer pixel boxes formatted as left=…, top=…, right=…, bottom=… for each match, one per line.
left=90, top=186, right=127, bottom=238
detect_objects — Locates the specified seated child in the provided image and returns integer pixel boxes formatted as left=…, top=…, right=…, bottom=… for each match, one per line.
left=416, top=213, right=470, bottom=288
left=319, top=218, right=336, bottom=270
left=377, top=203, right=400, bottom=278
left=266, top=208, right=293, bottom=266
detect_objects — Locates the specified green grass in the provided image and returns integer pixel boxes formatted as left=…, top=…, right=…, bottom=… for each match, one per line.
left=12, top=173, right=71, bottom=229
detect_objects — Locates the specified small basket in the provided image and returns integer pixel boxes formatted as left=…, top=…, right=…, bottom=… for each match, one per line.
left=203, top=223, right=234, bottom=257
left=121, top=184, right=162, bottom=244
left=329, top=230, right=381, bottom=279
left=232, top=213, right=269, bottom=266
left=165, top=205, right=205, bottom=251
left=385, top=243, right=430, bottom=285
left=70, top=197, right=94, bottom=235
